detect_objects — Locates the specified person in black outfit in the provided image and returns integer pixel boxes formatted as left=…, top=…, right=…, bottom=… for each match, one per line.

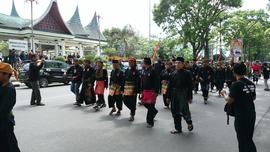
left=214, top=62, right=226, bottom=96
left=154, top=57, right=165, bottom=94
left=76, top=60, right=96, bottom=106
left=262, top=63, right=270, bottom=91
left=167, top=57, right=193, bottom=134
left=199, top=59, right=214, bottom=104
left=0, top=63, right=21, bottom=152
left=141, top=58, right=159, bottom=128
left=221, top=63, right=257, bottom=152
left=191, top=59, right=200, bottom=94
left=225, top=62, right=235, bottom=89
left=123, top=57, right=141, bottom=121
left=160, top=60, right=173, bottom=108
left=94, top=60, right=108, bottom=111
left=108, top=60, right=124, bottom=116
left=67, top=59, right=83, bottom=103
left=29, top=55, right=45, bottom=106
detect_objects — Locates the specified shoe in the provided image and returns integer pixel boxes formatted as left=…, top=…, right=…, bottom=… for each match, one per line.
left=93, top=105, right=100, bottom=111
left=204, top=98, right=208, bottom=104
left=36, top=103, right=45, bottom=106
left=129, top=116, right=134, bottom=122
left=170, top=130, right=182, bottom=134
left=100, top=104, right=106, bottom=109
left=116, top=111, right=121, bottom=116
left=188, top=124, right=194, bottom=132
left=73, top=102, right=81, bottom=106
left=264, top=88, right=270, bottom=91
left=109, top=109, right=116, bottom=115
left=147, top=124, right=154, bottom=128
left=30, top=103, right=36, bottom=106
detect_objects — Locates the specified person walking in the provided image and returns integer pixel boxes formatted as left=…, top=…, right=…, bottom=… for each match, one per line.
left=93, top=60, right=108, bottom=111
left=0, top=62, right=21, bottom=152
left=160, top=60, right=173, bottom=109
left=29, top=55, right=45, bottom=106
left=75, top=60, right=96, bottom=106
left=67, top=58, right=83, bottom=103
left=123, top=57, right=141, bottom=121
left=141, top=58, right=159, bottom=128
left=108, top=60, right=124, bottom=116
left=199, top=59, right=214, bottom=104
left=262, top=62, right=270, bottom=91
left=167, top=57, right=194, bottom=134
left=221, top=63, right=257, bottom=152
left=191, top=59, right=200, bottom=94
left=214, top=62, right=226, bottom=97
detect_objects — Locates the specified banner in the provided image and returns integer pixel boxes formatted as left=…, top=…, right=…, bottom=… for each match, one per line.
left=230, top=39, right=243, bottom=57
left=9, top=39, right=28, bottom=51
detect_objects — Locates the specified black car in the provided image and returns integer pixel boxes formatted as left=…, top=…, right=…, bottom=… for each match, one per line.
left=19, top=60, right=71, bottom=88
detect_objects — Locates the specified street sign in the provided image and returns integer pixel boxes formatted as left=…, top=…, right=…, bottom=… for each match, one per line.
left=8, top=39, right=28, bottom=51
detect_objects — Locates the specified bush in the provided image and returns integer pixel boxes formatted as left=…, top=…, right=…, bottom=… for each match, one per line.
left=54, top=56, right=65, bottom=62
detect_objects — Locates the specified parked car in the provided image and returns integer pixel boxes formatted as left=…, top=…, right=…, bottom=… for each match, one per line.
left=19, top=60, right=71, bottom=88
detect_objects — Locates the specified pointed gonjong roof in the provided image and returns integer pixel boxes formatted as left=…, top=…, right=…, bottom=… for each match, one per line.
left=67, top=5, right=88, bottom=36
left=10, top=0, right=19, bottom=17
left=84, top=13, right=106, bottom=41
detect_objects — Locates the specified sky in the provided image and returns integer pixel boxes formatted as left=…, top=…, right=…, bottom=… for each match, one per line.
left=0, top=0, right=268, bottom=37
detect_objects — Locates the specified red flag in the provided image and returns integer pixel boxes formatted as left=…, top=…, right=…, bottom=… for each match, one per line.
left=151, top=42, right=160, bottom=61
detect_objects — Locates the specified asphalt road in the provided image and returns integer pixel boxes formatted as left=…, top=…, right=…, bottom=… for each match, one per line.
left=13, top=81, right=270, bottom=152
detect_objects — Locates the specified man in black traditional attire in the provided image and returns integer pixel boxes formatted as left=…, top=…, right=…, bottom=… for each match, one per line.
left=141, top=58, right=159, bottom=128
left=108, top=60, right=124, bottom=116
left=123, top=57, right=141, bottom=121
left=168, top=57, right=194, bottom=134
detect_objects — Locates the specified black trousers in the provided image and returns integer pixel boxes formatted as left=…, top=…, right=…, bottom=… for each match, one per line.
left=78, top=83, right=96, bottom=105
left=215, top=80, right=224, bottom=92
left=193, top=81, right=199, bottom=92
left=235, top=114, right=257, bottom=152
left=163, top=94, right=170, bottom=107
left=201, top=82, right=209, bottom=98
left=108, top=95, right=123, bottom=110
left=123, top=95, right=137, bottom=116
left=96, top=94, right=105, bottom=105
left=173, top=114, right=192, bottom=131
left=144, top=104, right=158, bottom=126
left=30, top=81, right=41, bottom=104
left=0, top=123, right=20, bottom=152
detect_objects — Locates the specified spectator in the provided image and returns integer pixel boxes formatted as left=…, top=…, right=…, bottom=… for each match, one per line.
left=221, top=63, right=257, bottom=152
left=262, top=63, right=270, bottom=91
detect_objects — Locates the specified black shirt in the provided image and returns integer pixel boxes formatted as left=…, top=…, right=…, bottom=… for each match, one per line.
left=82, top=66, right=95, bottom=85
left=168, top=69, right=193, bottom=100
left=199, top=65, right=213, bottom=83
left=110, top=69, right=124, bottom=91
left=229, top=78, right=256, bottom=115
left=124, top=67, right=141, bottom=93
left=67, top=64, right=83, bottom=83
left=141, top=67, right=159, bottom=93
left=0, top=82, right=16, bottom=126
left=262, top=66, right=270, bottom=79
left=29, top=61, right=44, bottom=82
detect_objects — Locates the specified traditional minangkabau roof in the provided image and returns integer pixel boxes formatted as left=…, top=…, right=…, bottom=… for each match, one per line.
left=0, top=13, right=30, bottom=29
left=10, top=0, right=19, bottom=17
left=33, top=0, right=72, bottom=34
left=67, top=5, right=88, bottom=36
left=84, top=12, right=106, bottom=41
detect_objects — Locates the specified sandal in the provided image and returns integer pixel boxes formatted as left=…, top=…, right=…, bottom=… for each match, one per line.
left=188, top=124, right=194, bottom=132
left=170, top=130, right=182, bottom=134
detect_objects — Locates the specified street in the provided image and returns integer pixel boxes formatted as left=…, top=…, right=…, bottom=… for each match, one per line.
left=13, top=81, right=270, bottom=152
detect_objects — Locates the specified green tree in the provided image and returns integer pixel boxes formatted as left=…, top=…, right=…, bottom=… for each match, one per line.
left=153, top=0, right=241, bottom=59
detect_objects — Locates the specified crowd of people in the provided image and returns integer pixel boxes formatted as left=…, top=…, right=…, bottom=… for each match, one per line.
left=1, top=53, right=268, bottom=152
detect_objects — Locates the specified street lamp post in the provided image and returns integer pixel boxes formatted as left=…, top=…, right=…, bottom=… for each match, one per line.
left=97, top=14, right=101, bottom=56
left=26, top=0, right=37, bottom=53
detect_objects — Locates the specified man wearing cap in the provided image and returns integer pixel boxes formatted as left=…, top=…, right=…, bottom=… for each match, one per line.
left=123, top=57, right=141, bottom=121
left=0, top=63, right=21, bottom=152
left=29, top=54, right=45, bottom=106
left=168, top=57, right=194, bottom=134
left=141, top=58, right=159, bottom=128
left=67, top=58, right=83, bottom=104
left=108, top=60, right=124, bottom=116
left=198, top=59, right=214, bottom=104
left=76, top=60, right=96, bottom=106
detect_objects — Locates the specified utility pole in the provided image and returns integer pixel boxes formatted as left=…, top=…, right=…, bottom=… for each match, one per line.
left=97, top=14, right=101, bottom=56
left=26, top=0, right=37, bottom=53
left=149, top=0, right=151, bottom=41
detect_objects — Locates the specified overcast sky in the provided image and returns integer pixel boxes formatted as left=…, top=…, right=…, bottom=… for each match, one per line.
left=0, top=0, right=268, bottom=37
